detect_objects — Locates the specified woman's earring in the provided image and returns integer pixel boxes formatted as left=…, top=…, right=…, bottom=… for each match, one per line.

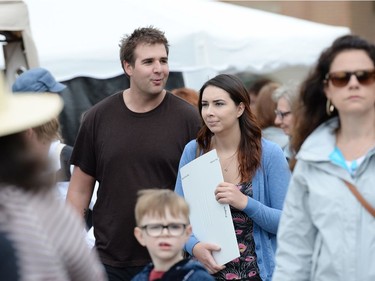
left=326, top=99, right=334, bottom=116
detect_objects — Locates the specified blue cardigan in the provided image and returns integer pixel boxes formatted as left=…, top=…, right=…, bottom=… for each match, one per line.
left=174, top=139, right=291, bottom=281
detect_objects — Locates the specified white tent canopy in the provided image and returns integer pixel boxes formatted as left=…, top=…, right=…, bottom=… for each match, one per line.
left=0, top=0, right=39, bottom=85
left=22, top=0, right=350, bottom=89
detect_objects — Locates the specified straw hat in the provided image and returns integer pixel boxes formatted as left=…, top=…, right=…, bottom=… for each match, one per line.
left=0, top=74, right=63, bottom=137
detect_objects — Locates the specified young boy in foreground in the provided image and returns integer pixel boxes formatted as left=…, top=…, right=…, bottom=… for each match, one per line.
left=132, top=189, right=214, bottom=281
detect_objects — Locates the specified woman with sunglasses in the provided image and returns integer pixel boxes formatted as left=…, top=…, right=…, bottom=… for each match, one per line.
left=273, top=34, right=375, bottom=281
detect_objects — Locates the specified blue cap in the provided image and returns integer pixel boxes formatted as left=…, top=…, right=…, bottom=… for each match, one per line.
left=12, top=68, right=66, bottom=93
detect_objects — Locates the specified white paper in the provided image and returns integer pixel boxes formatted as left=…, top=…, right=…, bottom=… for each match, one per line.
left=180, top=149, right=240, bottom=265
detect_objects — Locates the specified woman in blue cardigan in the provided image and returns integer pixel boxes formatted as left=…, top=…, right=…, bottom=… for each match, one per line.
left=175, top=74, right=290, bottom=281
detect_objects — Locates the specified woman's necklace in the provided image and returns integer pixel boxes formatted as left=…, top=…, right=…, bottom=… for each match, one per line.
left=221, top=152, right=237, bottom=172
left=211, top=136, right=238, bottom=172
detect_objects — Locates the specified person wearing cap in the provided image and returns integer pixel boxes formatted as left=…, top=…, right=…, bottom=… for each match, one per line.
left=12, top=67, right=73, bottom=201
left=0, top=75, right=107, bottom=280
left=12, top=67, right=67, bottom=93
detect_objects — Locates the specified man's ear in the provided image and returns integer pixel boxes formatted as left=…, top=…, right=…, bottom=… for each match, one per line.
left=124, top=61, right=133, bottom=77
left=134, top=227, right=146, bottom=247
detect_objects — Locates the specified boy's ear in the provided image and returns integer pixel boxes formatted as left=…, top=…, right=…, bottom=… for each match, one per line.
left=134, top=227, right=146, bottom=247
left=184, top=224, right=192, bottom=240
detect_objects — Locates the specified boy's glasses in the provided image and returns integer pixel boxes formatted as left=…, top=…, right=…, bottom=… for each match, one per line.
left=141, top=223, right=187, bottom=237
left=325, top=69, right=375, bottom=88
left=274, top=110, right=291, bottom=120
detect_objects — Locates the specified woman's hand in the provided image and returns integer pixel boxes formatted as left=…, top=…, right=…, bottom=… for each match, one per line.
left=215, top=182, right=248, bottom=210
left=192, top=242, right=226, bottom=274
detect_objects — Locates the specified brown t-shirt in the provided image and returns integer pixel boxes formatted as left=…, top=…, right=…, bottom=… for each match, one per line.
left=71, top=92, right=201, bottom=267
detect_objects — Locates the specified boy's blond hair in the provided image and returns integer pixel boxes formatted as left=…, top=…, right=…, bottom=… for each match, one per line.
left=135, top=189, right=189, bottom=226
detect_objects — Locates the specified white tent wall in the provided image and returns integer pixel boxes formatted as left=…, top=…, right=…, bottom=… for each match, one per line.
left=23, top=0, right=350, bottom=89
left=0, top=0, right=39, bottom=85
left=9, top=0, right=350, bottom=144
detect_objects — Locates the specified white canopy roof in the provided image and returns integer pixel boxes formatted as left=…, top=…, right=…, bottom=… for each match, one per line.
left=22, top=0, right=350, bottom=88
left=0, top=0, right=39, bottom=85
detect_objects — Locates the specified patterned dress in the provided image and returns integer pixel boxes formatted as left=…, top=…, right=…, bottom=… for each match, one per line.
left=213, top=182, right=262, bottom=281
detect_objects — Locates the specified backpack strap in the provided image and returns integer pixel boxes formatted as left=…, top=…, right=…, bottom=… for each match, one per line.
left=342, top=179, right=375, bottom=217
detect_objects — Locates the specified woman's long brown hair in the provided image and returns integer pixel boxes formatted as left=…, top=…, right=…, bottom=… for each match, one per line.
left=196, top=74, right=262, bottom=182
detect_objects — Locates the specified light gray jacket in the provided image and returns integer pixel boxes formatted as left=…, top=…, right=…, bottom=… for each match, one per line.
left=273, top=117, right=375, bottom=281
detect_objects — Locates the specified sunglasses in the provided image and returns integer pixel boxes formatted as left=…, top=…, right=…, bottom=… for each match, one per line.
left=325, top=69, right=375, bottom=87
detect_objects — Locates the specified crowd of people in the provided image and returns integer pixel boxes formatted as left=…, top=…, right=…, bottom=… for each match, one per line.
left=1, top=25, right=374, bottom=281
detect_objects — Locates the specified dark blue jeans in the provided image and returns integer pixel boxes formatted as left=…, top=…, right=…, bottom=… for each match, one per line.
left=104, top=264, right=144, bottom=281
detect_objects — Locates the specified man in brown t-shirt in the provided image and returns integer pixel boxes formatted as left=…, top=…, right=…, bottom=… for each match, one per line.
left=67, top=26, right=201, bottom=281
